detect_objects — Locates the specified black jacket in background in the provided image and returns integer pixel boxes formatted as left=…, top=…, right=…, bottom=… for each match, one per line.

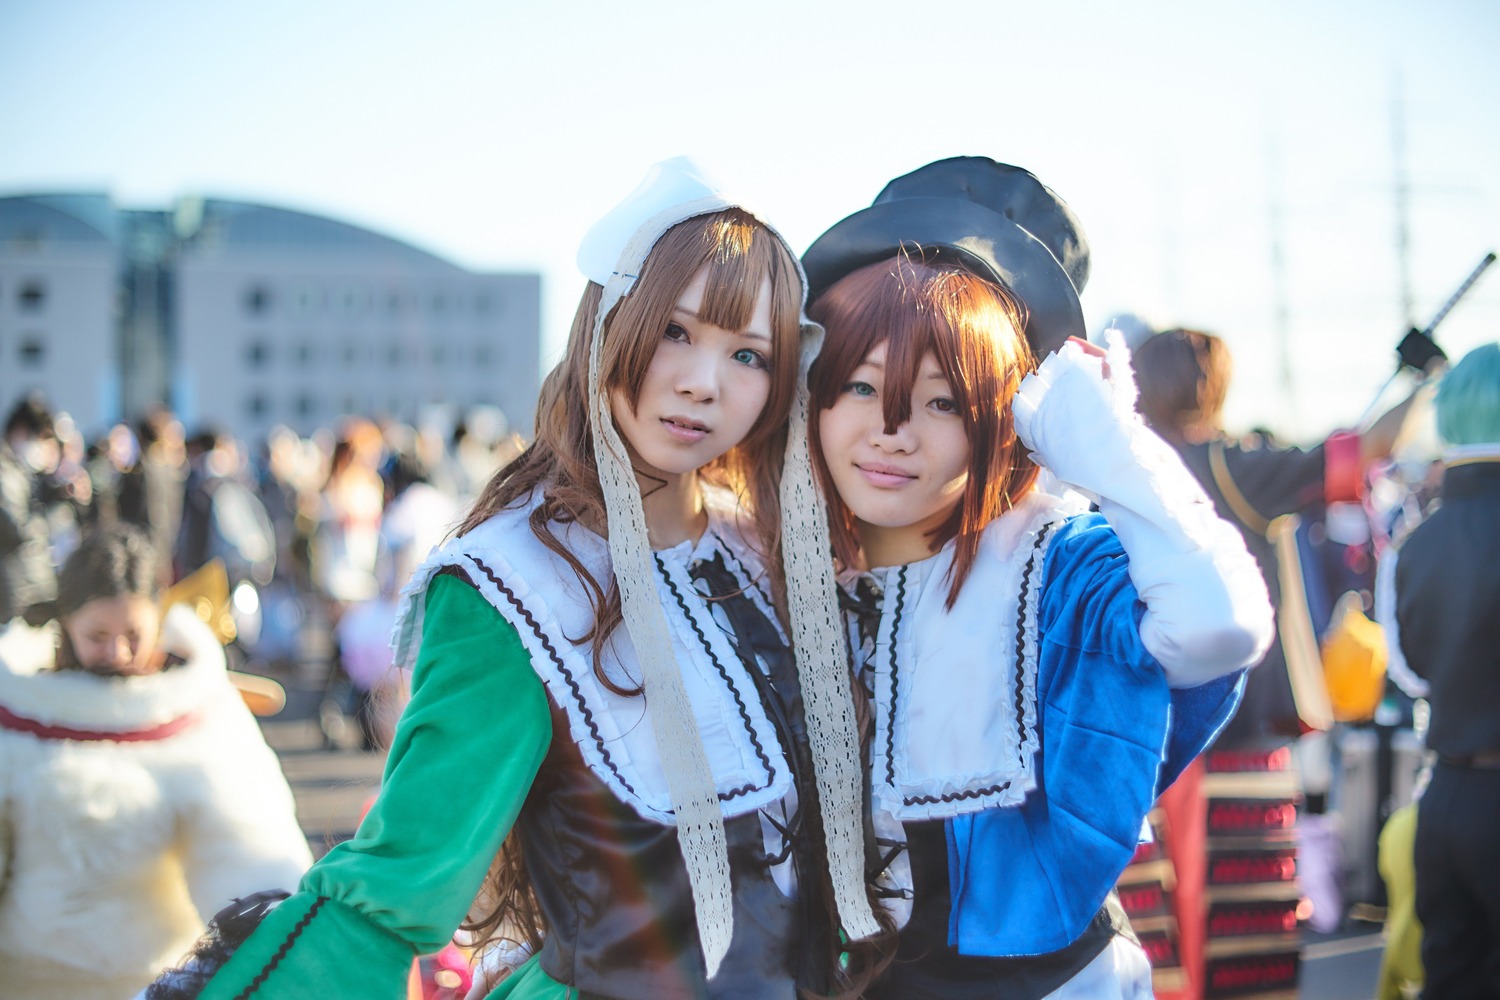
left=1395, top=460, right=1500, bottom=757
left=0, top=442, right=57, bottom=623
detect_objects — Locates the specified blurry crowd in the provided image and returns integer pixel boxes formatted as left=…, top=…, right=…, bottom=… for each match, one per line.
left=0, top=392, right=523, bottom=739
left=0, top=392, right=521, bottom=997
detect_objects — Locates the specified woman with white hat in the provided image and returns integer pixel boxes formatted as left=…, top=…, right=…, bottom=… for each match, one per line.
left=146, top=158, right=881, bottom=999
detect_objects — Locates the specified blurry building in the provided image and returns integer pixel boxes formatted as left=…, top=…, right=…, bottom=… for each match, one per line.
left=0, top=195, right=120, bottom=430
left=1, top=194, right=541, bottom=439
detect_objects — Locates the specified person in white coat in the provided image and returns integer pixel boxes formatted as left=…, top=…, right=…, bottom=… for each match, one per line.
left=0, top=523, right=312, bottom=1000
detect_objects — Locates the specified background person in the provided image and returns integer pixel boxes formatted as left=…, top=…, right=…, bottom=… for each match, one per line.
left=0, top=396, right=63, bottom=625
left=1129, top=325, right=1441, bottom=998
left=0, top=523, right=312, bottom=1000
left=1390, top=341, right=1500, bottom=997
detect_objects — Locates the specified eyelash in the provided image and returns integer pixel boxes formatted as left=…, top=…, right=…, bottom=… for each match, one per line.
left=841, top=381, right=958, bottom=416
left=665, top=322, right=769, bottom=370
left=733, top=348, right=769, bottom=371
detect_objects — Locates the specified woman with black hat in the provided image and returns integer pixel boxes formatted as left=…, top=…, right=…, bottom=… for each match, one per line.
left=800, top=157, right=1274, bottom=997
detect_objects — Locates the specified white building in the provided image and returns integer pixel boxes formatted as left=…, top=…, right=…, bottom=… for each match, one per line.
left=0, top=195, right=121, bottom=432
left=0, top=194, right=541, bottom=441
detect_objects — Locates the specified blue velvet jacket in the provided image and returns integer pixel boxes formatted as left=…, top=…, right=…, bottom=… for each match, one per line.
left=945, top=514, right=1245, bottom=955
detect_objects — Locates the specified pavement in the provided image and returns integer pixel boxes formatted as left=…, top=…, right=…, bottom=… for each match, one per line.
left=1301, top=926, right=1388, bottom=999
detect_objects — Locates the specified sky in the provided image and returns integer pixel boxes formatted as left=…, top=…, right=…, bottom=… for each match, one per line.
left=3, top=0, right=1498, bottom=443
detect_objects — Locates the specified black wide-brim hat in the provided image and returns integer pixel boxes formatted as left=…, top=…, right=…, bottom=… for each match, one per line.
left=802, top=157, right=1089, bottom=357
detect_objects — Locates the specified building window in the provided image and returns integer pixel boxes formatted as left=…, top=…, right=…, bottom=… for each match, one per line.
left=246, top=339, right=271, bottom=367
left=474, top=343, right=493, bottom=367
left=431, top=342, right=446, bottom=365
left=295, top=394, right=316, bottom=418
left=17, top=336, right=46, bottom=367
left=342, top=340, right=359, bottom=365
left=18, top=280, right=46, bottom=313
left=295, top=283, right=322, bottom=315
left=296, top=340, right=316, bottom=364
left=244, top=284, right=272, bottom=315
left=385, top=290, right=402, bottom=314
left=387, top=341, right=403, bottom=367
left=246, top=393, right=269, bottom=418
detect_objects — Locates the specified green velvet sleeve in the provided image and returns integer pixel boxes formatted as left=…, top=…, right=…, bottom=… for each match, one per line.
left=199, top=572, right=553, bottom=1000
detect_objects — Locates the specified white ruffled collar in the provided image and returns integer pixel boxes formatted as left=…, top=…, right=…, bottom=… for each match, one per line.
left=391, top=485, right=793, bottom=825
left=0, top=605, right=226, bottom=732
left=847, top=491, right=1082, bottom=822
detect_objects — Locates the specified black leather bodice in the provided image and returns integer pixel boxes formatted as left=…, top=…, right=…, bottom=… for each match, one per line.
left=513, top=553, right=832, bottom=998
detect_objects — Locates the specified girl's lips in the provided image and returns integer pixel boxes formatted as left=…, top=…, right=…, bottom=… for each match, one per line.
left=857, top=463, right=915, bottom=488
left=661, top=417, right=709, bottom=443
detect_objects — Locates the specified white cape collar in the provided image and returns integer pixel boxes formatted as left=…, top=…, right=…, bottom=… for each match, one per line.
left=392, top=488, right=793, bottom=825
left=852, top=491, right=1082, bottom=822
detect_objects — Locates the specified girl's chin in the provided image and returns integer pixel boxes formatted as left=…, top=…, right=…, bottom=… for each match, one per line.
left=853, top=516, right=927, bottom=537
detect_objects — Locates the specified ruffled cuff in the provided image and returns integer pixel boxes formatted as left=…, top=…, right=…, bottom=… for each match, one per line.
left=141, top=891, right=291, bottom=1000
left=1012, top=336, right=1147, bottom=495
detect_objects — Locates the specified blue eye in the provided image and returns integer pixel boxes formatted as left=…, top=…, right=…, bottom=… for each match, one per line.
left=733, top=347, right=769, bottom=370
left=843, top=380, right=876, bottom=398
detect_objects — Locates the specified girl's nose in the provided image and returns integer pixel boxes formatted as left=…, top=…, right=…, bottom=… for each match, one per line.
left=872, top=420, right=916, bottom=453
left=676, top=350, right=719, bottom=401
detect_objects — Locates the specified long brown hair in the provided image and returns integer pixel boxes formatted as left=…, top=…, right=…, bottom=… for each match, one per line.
left=458, top=208, right=808, bottom=955
left=808, top=253, right=1040, bottom=606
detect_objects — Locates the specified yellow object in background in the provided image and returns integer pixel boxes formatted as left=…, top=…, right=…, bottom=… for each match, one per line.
left=1376, top=803, right=1424, bottom=1000
left=160, top=559, right=237, bottom=644
left=1321, top=591, right=1389, bottom=724
left=1268, top=514, right=1336, bottom=730
left=160, top=559, right=286, bottom=717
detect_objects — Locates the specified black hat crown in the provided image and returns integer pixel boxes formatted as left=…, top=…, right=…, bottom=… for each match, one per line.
left=803, top=156, right=1089, bottom=356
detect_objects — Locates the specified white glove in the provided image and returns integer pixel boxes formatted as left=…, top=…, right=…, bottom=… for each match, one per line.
left=1013, top=337, right=1273, bottom=687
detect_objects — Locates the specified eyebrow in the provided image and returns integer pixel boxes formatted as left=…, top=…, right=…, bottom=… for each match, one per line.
left=854, top=359, right=945, bottom=380
left=672, top=306, right=772, bottom=344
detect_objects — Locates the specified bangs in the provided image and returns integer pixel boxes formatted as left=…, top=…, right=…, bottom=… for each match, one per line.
left=695, top=214, right=791, bottom=335
left=809, top=256, right=1023, bottom=433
